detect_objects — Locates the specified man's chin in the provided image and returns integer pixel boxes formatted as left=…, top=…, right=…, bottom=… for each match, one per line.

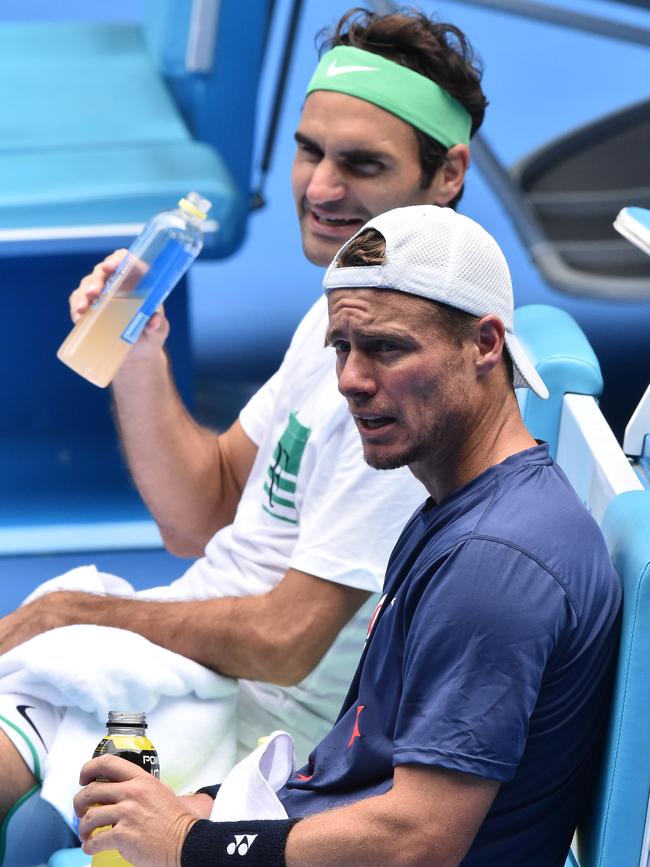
left=363, top=451, right=409, bottom=471
left=363, top=439, right=431, bottom=471
left=302, top=236, right=343, bottom=267
left=301, top=223, right=358, bottom=267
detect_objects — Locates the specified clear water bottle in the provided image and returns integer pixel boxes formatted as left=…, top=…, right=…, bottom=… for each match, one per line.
left=57, top=192, right=211, bottom=387
left=90, top=710, right=160, bottom=867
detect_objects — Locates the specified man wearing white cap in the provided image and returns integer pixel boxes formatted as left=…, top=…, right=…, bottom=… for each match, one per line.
left=75, top=207, right=621, bottom=867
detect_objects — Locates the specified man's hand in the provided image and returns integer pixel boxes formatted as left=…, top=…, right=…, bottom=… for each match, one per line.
left=0, top=593, right=67, bottom=656
left=68, top=249, right=128, bottom=323
left=75, top=754, right=198, bottom=867
left=68, top=249, right=170, bottom=367
left=178, top=792, right=216, bottom=819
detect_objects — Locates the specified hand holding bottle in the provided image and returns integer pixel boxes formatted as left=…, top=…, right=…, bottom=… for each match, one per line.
left=75, top=754, right=196, bottom=867
left=69, top=250, right=128, bottom=323
left=68, top=249, right=171, bottom=367
left=58, top=192, right=211, bottom=387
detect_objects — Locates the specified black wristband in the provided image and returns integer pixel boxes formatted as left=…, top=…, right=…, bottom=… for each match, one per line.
left=194, top=783, right=221, bottom=799
left=181, top=818, right=299, bottom=867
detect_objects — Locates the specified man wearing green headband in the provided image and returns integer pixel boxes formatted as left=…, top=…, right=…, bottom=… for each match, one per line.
left=0, top=10, right=488, bottom=864
left=293, top=11, right=484, bottom=268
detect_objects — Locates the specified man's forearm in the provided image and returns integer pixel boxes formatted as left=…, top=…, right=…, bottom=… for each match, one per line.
left=181, top=792, right=464, bottom=867
left=284, top=798, right=453, bottom=867
left=111, top=350, right=242, bottom=556
left=4, top=572, right=368, bottom=685
left=11, top=591, right=283, bottom=681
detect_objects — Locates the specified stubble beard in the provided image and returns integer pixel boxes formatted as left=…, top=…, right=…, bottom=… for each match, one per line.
left=362, top=421, right=449, bottom=471
left=362, top=374, right=471, bottom=473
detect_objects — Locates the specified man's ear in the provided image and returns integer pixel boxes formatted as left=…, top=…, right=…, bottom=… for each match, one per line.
left=474, top=315, right=506, bottom=378
left=426, top=144, right=470, bottom=206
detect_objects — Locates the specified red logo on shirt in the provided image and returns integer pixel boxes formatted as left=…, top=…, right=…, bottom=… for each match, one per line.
left=295, top=772, right=313, bottom=781
left=347, top=704, right=366, bottom=748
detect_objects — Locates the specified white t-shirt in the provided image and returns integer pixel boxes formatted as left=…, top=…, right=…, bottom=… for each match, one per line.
left=168, top=296, right=426, bottom=757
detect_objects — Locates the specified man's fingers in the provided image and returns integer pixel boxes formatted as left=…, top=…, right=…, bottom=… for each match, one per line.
left=69, top=285, right=101, bottom=322
left=78, top=754, right=148, bottom=786
left=144, top=308, right=167, bottom=334
left=101, top=248, right=129, bottom=271
left=78, top=804, right=120, bottom=844
left=68, top=249, right=128, bottom=322
left=75, top=779, right=128, bottom=817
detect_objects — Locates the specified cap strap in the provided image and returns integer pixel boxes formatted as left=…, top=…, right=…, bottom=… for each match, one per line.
left=306, top=46, right=471, bottom=149
left=324, top=264, right=383, bottom=291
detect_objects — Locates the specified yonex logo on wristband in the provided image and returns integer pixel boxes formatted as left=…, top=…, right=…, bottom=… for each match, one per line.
left=226, top=833, right=258, bottom=856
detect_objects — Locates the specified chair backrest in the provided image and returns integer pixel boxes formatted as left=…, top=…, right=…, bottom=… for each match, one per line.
left=515, top=304, right=642, bottom=523
left=144, top=0, right=273, bottom=213
left=575, top=490, right=650, bottom=867
left=514, top=303, right=603, bottom=456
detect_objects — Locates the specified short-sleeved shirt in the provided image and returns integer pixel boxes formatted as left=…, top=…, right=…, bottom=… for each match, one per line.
left=280, top=444, right=622, bottom=866
left=164, top=296, right=426, bottom=754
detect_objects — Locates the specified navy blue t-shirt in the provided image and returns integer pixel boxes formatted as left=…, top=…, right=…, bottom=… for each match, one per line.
left=279, top=444, right=621, bottom=866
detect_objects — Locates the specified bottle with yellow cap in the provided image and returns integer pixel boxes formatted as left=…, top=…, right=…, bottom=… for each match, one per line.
left=57, top=192, right=211, bottom=387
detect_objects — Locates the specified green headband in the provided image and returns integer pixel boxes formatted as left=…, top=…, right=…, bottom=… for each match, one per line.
left=305, top=45, right=471, bottom=148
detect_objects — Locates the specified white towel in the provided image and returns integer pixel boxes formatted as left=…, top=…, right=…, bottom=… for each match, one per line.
left=0, top=567, right=239, bottom=827
left=210, top=730, right=295, bottom=821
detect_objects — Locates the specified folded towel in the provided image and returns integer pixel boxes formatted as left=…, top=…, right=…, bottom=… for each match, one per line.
left=210, top=730, right=295, bottom=821
left=0, top=567, right=239, bottom=827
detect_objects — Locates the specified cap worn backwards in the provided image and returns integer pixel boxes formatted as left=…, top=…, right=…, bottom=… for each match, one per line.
left=323, top=205, right=549, bottom=400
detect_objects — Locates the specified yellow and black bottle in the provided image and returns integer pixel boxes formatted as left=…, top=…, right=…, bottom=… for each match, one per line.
left=90, top=710, right=160, bottom=867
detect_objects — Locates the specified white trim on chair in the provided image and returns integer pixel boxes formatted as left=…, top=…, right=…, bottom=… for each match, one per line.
left=186, top=0, right=220, bottom=71
left=641, top=790, right=650, bottom=867
left=0, top=220, right=220, bottom=256
left=556, top=393, right=643, bottom=524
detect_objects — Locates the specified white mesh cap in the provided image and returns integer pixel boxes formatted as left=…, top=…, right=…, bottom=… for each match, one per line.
left=323, top=205, right=548, bottom=399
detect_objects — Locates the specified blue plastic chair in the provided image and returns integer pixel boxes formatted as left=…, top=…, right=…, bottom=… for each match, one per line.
left=0, top=0, right=270, bottom=258
left=564, top=490, right=650, bottom=867
left=48, top=848, right=90, bottom=867
left=514, top=303, right=603, bottom=457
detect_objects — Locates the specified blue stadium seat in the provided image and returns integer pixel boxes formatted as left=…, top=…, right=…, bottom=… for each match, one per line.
left=0, top=0, right=270, bottom=257
left=48, top=848, right=90, bottom=867
left=514, top=303, right=603, bottom=456
left=566, top=490, right=650, bottom=867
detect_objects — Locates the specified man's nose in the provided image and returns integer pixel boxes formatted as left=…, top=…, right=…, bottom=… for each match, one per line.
left=337, top=353, right=376, bottom=399
left=305, top=159, right=346, bottom=205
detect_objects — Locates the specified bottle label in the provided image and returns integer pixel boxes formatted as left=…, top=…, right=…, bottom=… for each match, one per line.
left=120, top=238, right=196, bottom=345
left=93, top=735, right=160, bottom=779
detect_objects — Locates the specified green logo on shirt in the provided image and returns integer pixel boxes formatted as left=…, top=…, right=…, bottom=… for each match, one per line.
left=263, top=411, right=311, bottom=524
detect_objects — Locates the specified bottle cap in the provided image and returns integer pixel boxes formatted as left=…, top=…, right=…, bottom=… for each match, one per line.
left=106, top=711, right=147, bottom=727
left=179, top=192, right=212, bottom=221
